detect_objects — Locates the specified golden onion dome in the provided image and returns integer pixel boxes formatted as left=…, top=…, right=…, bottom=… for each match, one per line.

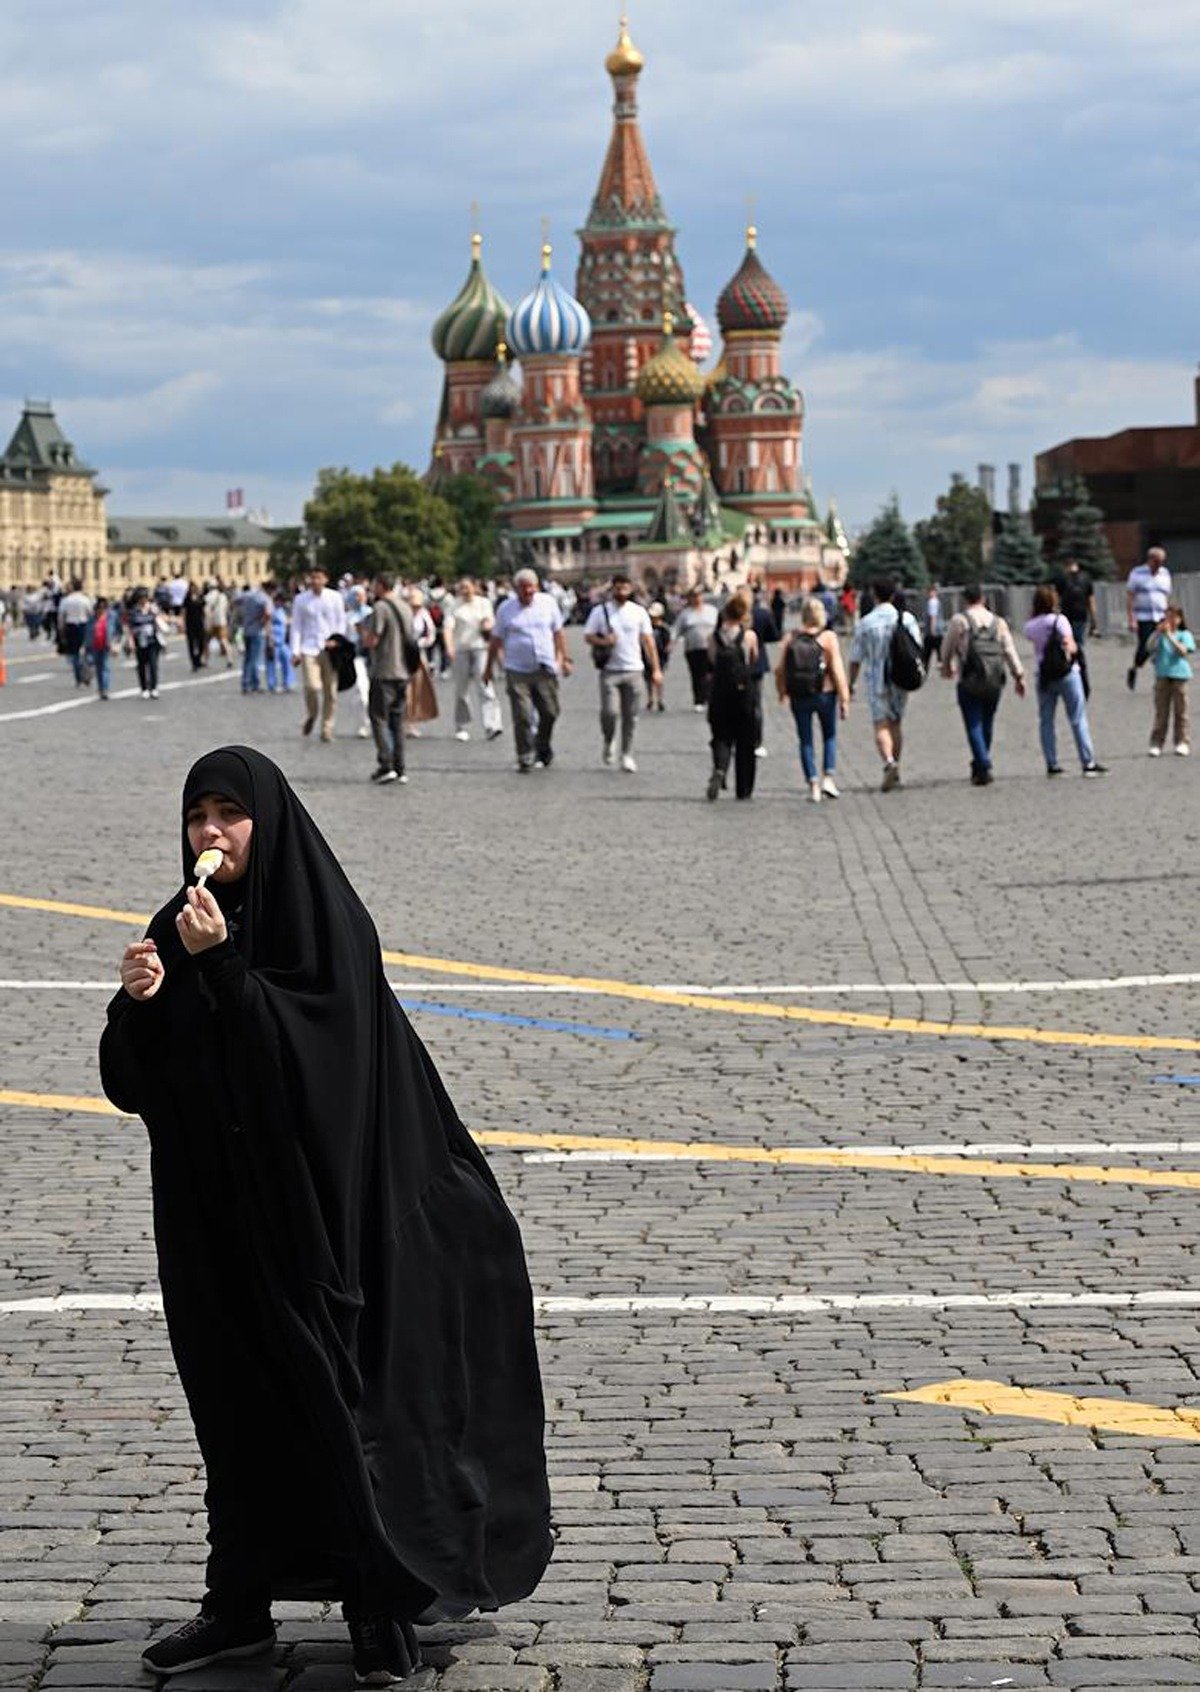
left=636, top=313, right=707, bottom=407
left=606, top=12, right=645, bottom=77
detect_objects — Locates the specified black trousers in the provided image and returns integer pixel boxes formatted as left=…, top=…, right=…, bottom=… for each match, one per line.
left=685, top=648, right=712, bottom=706
left=135, top=645, right=160, bottom=692
left=709, top=694, right=760, bottom=798
left=369, top=677, right=407, bottom=774
left=1134, top=619, right=1157, bottom=670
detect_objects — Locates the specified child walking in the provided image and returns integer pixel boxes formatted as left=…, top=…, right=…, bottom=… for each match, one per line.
left=1148, top=601, right=1193, bottom=757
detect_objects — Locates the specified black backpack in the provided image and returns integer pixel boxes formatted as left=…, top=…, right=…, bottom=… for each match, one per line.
left=712, top=627, right=750, bottom=694
left=1038, top=617, right=1073, bottom=687
left=886, top=608, right=926, bottom=692
left=784, top=631, right=826, bottom=699
left=960, top=614, right=1007, bottom=700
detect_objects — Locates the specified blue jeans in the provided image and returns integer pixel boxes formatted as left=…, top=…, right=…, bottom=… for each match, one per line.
left=790, top=693, right=838, bottom=781
left=93, top=647, right=111, bottom=697
left=241, top=630, right=264, bottom=692
left=957, top=684, right=999, bottom=773
left=265, top=643, right=294, bottom=692
left=1038, top=669, right=1095, bottom=770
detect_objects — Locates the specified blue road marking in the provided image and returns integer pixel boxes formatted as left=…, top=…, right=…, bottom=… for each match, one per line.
left=1151, top=1075, right=1200, bottom=1086
left=396, top=997, right=638, bottom=1042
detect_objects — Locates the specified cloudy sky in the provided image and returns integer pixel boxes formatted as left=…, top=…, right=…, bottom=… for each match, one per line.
left=2, top=0, right=1196, bottom=530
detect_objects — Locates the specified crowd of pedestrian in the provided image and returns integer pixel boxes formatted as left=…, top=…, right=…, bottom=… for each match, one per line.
left=5, top=544, right=1191, bottom=796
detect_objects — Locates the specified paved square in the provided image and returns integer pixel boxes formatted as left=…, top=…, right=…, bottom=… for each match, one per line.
left=2, top=632, right=1199, bottom=1690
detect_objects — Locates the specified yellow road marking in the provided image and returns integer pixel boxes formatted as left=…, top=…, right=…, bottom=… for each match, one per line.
left=886, top=1377, right=1200, bottom=1442
left=0, top=1089, right=126, bottom=1116
left=0, top=893, right=152, bottom=926
left=4, top=890, right=1199, bottom=1055
left=6, top=1091, right=1200, bottom=1192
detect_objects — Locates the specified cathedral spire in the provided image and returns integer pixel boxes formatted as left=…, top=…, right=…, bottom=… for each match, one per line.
left=588, top=12, right=663, bottom=228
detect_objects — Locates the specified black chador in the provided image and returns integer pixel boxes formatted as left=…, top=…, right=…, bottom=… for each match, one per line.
left=100, top=746, right=552, bottom=1626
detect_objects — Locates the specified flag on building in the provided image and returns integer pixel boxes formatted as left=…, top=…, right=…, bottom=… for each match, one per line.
left=226, top=488, right=245, bottom=512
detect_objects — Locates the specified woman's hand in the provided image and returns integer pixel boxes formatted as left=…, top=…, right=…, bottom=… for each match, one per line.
left=120, top=941, right=165, bottom=1001
left=176, top=885, right=228, bottom=956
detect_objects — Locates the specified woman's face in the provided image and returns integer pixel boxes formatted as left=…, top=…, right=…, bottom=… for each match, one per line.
left=185, top=792, right=253, bottom=882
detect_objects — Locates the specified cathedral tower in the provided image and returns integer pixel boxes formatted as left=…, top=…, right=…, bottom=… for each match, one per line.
left=576, top=14, right=690, bottom=495
left=706, top=225, right=806, bottom=526
left=505, top=246, right=597, bottom=558
left=430, top=233, right=510, bottom=477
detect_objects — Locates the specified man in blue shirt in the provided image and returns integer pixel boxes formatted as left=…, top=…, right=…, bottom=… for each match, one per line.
left=484, top=568, right=574, bottom=772
left=240, top=581, right=273, bottom=694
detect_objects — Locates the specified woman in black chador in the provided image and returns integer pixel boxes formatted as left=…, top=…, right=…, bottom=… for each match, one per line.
left=100, top=746, right=551, bottom=1686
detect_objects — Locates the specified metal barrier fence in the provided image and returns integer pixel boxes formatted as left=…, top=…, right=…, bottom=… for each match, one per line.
left=925, top=579, right=1200, bottom=641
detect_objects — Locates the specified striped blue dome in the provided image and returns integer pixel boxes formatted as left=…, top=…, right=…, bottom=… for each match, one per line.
left=506, top=246, right=592, bottom=359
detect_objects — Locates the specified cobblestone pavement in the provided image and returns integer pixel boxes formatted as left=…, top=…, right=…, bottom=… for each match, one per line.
left=2, top=632, right=1199, bottom=1691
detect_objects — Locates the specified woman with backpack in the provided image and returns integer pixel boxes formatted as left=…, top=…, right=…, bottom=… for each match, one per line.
left=1024, top=584, right=1106, bottom=778
left=705, top=593, right=761, bottom=801
left=775, top=597, right=849, bottom=802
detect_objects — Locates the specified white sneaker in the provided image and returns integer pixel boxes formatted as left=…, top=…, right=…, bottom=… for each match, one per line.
left=1149, top=746, right=1162, bottom=757
left=1177, top=743, right=1190, bottom=757
left=621, top=754, right=637, bottom=773
left=602, top=740, right=616, bottom=766
left=150, top=690, right=159, bottom=699
left=754, top=744, right=768, bottom=759
left=693, top=703, right=706, bottom=713
left=140, top=690, right=150, bottom=700
left=455, top=729, right=470, bottom=742
left=356, top=725, right=369, bottom=738
left=808, top=781, right=822, bottom=803
left=821, top=776, right=840, bottom=799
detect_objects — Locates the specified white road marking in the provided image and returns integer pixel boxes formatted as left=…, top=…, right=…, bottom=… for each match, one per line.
left=380, top=975, right=1200, bottom=996
left=0, top=981, right=115, bottom=990
left=522, top=1140, right=1200, bottom=1166
left=0, top=669, right=237, bottom=722
left=15, top=672, right=54, bottom=685
left=5, top=1289, right=1200, bottom=1319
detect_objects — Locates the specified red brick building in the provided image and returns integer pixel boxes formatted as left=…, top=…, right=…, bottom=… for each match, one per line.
left=1034, top=372, right=1200, bottom=575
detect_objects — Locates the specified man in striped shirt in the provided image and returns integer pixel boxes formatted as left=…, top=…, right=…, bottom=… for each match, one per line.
left=1127, top=547, right=1172, bottom=691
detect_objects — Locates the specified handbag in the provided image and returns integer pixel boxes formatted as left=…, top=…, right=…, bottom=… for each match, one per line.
left=591, top=603, right=615, bottom=670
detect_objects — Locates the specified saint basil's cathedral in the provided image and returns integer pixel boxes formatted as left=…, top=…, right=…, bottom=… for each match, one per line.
left=428, top=16, right=849, bottom=592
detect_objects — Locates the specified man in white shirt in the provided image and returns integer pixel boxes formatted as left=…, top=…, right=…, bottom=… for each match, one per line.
left=445, top=577, right=502, bottom=742
left=289, top=567, right=348, bottom=741
left=56, top=577, right=94, bottom=686
left=484, top=568, right=572, bottom=772
left=584, top=573, right=661, bottom=773
left=1126, top=546, right=1172, bottom=691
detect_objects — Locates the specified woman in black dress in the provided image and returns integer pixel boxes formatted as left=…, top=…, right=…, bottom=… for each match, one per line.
left=100, top=746, right=551, bottom=1685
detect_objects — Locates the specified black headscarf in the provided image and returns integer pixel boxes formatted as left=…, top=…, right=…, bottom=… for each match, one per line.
left=101, top=746, right=552, bottom=1617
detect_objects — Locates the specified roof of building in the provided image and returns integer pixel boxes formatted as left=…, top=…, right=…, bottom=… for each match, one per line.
left=480, top=347, right=522, bottom=420
left=107, top=516, right=276, bottom=551
left=636, top=318, right=707, bottom=407
left=716, top=227, right=790, bottom=336
left=507, top=246, right=592, bottom=358
left=643, top=482, right=691, bottom=546
left=0, top=402, right=97, bottom=479
left=431, top=235, right=511, bottom=364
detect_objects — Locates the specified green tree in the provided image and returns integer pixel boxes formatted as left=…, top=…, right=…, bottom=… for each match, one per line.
left=989, top=517, right=1045, bottom=585
left=1056, top=476, right=1115, bottom=580
left=850, top=496, right=927, bottom=589
left=304, top=463, right=457, bottom=581
left=914, top=473, right=991, bottom=584
left=267, top=526, right=310, bottom=583
left=439, top=474, right=502, bottom=578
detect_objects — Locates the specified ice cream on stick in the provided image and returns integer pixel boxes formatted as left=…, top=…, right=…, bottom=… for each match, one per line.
left=194, top=849, right=223, bottom=890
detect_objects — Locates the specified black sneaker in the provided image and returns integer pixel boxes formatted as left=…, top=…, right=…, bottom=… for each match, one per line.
left=706, top=770, right=722, bottom=802
left=1082, top=762, right=1108, bottom=777
left=1126, top=666, right=1137, bottom=691
left=347, top=1612, right=423, bottom=1687
left=141, top=1610, right=275, bottom=1677
left=1046, top=765, right=1064, bottom=776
